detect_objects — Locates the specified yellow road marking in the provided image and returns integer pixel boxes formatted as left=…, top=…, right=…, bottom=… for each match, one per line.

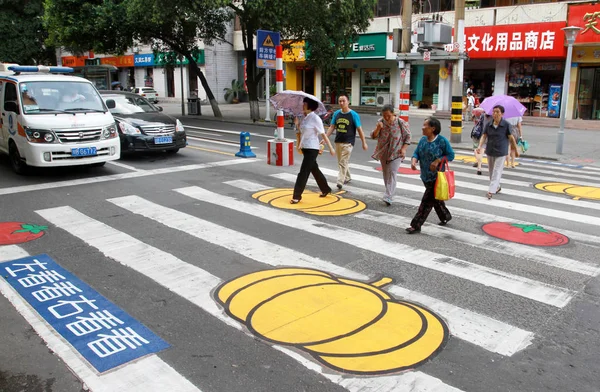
left=214, top=268, right=448, bottom=375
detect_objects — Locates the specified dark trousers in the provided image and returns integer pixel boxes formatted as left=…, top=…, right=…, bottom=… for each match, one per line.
left=293, top=149, right=331, bottom=200
left=410, top=180, right=452, bottom=229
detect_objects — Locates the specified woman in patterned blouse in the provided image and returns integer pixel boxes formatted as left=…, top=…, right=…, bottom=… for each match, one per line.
left=406, top=117, right=455, bottom=234
left=370, top=104, right=411, bottom=205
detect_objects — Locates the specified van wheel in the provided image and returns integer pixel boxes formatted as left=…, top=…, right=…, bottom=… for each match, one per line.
left=9, top=142, right=28, bottom=175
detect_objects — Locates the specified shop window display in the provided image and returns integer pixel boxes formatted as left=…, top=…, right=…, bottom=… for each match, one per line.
left=507, top=61, right=563, bottom=116
left=360, top=68, right=390, bottom=106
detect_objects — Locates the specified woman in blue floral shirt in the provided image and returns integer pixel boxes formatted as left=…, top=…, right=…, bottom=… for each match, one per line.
left=406, top=117, right=455, bottom=234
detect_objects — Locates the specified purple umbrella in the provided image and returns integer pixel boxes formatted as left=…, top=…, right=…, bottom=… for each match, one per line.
left=479, top=95, right=527, bottom=118
left=269, top=90, right=327, bottom=117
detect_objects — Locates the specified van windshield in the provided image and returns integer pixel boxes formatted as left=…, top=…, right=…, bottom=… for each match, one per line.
left=19, top=81, right=106, bottom=114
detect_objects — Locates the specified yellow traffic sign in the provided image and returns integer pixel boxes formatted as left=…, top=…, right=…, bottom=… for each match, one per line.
left=263, top=35, right=275, bottom=47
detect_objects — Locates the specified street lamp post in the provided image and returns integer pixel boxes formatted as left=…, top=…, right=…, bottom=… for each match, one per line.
left=556, top=26, right=582, bottom=155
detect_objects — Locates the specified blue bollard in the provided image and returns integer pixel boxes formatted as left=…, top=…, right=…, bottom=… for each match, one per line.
left=235, top=132, right=256, bottom=158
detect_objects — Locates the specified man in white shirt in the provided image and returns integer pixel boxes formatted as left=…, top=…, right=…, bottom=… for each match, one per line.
left=466, top=92, right=475, bottom=121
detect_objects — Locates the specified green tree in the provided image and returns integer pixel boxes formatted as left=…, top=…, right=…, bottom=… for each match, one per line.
left=44, top=0, right=230, bottom=118
left=0, top=0, right=56, bottom=64
left=229, top=0, right=377, bottom=121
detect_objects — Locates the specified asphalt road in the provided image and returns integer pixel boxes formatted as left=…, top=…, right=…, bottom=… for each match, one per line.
left=1, top=119, right=600, bottom=392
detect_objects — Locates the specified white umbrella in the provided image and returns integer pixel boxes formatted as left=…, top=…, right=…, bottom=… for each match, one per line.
left=269, top=90, right=327, bottom=117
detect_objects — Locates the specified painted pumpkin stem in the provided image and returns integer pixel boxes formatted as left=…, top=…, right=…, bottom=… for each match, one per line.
left=371, top=277, right=393, bottom=288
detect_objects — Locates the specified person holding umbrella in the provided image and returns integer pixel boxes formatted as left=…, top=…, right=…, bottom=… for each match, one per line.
left=476, top=105, right=520, bottom=199
left=291, top=97, right=336, bottom=204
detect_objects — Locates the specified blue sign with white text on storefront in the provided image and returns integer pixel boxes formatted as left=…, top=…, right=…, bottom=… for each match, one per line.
left=1, top=254, right=170, bottom=373
left=256, top=30, right=280, bottom=69
left=134, top=53, right=155, bottom=67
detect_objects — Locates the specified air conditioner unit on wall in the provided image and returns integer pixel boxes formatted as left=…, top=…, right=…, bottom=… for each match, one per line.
left=377, top=93, right=391, bottom=107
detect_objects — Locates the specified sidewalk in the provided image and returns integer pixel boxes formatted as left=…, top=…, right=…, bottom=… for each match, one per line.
left=161, top=101, right=600, bottom=167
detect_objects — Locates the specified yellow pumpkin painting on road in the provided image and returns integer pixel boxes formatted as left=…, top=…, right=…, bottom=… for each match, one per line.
left=535, top=182, right=600, bottom=201
left=252, top=188, right=366, bottom=216
left=214, top=268, right=448, bottom=375
left=454, top=154, right=520, bottom=167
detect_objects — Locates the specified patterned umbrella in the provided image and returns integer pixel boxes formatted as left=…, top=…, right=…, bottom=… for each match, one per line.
left=269, top=90, right=327, bottom=117
left=479, top=95, right=527, bottom=118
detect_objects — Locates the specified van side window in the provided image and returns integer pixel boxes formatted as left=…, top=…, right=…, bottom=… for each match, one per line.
left=3, top=83, right=19, bottom=113
left=4, top=83, right=17, bottom=103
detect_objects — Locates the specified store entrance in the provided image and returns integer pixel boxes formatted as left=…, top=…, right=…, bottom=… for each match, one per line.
left=577, top=67, right=600, bottom=120
left=322, top=68, right=352, bottom=105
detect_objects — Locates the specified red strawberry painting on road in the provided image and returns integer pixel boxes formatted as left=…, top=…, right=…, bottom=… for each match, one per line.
left=0, top=222, right=48, bottom=245
left=482, top=222, right=569, bottom=247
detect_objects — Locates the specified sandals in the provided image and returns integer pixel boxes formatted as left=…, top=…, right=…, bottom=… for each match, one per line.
left=290, top=199, right=300, bottom=204
left=486, top=192, right=493, bottom=199
left=405, top=227, right=421, bottom=234
left=496, top=187, right=502, bottom=194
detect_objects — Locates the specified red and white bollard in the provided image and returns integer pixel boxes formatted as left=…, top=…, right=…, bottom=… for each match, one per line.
left=399, top=92, right=410, bottom=123
left=268, top=44, right=294, bottom=166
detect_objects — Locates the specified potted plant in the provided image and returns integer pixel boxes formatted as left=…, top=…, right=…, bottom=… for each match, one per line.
left=224, top=79, right=244, bottom=103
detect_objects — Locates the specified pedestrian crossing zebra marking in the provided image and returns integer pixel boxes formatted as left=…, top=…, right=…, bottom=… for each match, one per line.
left=105, top=193, right=535, bottom=356
left=177, top=186, right=574, bottom=308
left=215, top=268, right=448, bottom=375
left=34, top=207, right=464, bottom=391
left=535, top=182, right=600, bottom=201
left=269, top=173, right=600, bottom=247
left=252, top=188, right=366, bottom=216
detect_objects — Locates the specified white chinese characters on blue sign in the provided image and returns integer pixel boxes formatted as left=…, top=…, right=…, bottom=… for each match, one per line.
left=1, top=254, right=169, bottom=372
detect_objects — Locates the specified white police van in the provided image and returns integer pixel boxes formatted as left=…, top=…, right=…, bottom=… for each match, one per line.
left=0, top=64, right=120, bottom=174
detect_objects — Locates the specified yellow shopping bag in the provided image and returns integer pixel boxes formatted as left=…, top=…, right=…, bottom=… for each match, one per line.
left=434, top=158, right=455, bottom=201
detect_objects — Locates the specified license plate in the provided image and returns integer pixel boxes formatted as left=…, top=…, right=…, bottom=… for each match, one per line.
left=71, top=147, right=97, bottom=157
left=154, top=136, right=172, bottom=144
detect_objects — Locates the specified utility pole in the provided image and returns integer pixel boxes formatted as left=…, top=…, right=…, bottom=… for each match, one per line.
left=450, top=0, right=465, bottom=143
left=399, top=0, right=412, bottom=120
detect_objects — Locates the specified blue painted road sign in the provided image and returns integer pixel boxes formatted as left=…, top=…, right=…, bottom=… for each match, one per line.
left=256, top=30, right=281, bottom=69
left=1, top=254, right=170, bottom=373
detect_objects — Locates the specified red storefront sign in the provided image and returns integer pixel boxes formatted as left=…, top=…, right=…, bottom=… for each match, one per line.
left=465, top=22, right=567, bottom=59
left=61, top=56, right=87, bottom=67
left=568, top=3, right=600, bottom=45
left=100, top=55, right=134, bottom=67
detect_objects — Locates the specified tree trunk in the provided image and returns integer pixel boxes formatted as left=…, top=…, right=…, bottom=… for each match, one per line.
left=187, top=57, right=222, bottom=118
left=244, top=50, right=264, bottom=122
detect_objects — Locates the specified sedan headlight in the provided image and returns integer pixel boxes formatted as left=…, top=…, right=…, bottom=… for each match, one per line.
left=118, top=122, right=141, bottom=135
left=102, top=124, right=118, bottom=139
left=176, top=119, right=185, bottom=133
left=25, top=128, right=57, bottom=143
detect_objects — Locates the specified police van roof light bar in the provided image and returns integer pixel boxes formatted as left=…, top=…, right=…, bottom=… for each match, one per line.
left=7, top=66, right=74, bottom=75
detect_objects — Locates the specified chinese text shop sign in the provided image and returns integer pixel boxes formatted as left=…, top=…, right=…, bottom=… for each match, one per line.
left=338, top=33, right=388, bottom=59
left=465, top=22, right=566, bottom=59
left=568, top=4, right=600, bottom=45
left=1, top=254, right=169, bottom=372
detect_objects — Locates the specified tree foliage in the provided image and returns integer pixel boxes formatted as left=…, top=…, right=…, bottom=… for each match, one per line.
left=229, top=0, right=377, bottom=120
left=0, top=0, right=56, bottom=64
left=43, top=0, right=231, bottom=117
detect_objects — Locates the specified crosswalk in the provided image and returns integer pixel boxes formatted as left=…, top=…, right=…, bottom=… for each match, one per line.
left=1, top=154, right=600, bottom=392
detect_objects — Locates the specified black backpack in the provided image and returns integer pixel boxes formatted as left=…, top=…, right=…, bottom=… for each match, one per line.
left=470, top=117, right=484, bottom=140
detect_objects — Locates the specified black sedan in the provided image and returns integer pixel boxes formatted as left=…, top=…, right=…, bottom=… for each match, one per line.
left=100, top=91, right=186, bottom=154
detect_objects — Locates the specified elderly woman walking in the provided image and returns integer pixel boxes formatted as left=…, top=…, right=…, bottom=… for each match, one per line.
left=406, top=117, right=455, bottom=234
left=476, top=105, right=519, bottom=199
left=370, top=104, right=411, bottom=205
